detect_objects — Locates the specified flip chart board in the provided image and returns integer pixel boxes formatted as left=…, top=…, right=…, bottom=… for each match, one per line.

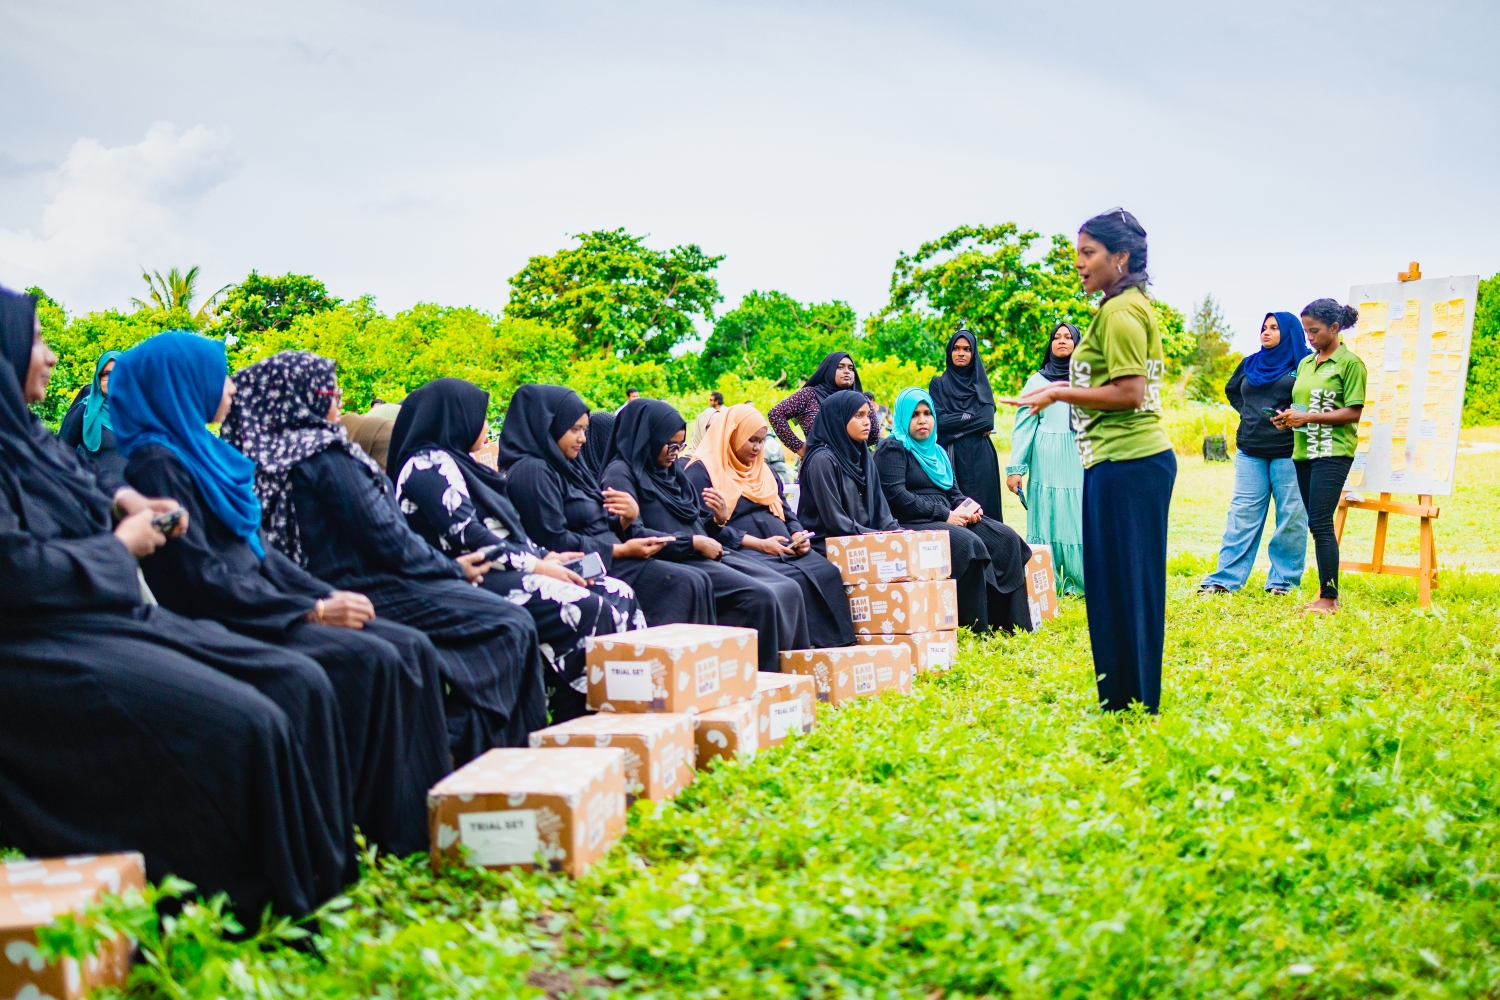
left=1342, top=274, right=1478, bottom=496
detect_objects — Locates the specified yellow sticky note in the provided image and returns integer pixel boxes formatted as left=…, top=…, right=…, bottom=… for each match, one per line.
left=1357, top=420, right=1373, bottom=438
left=1446, top=353, right=1463, bottom=371
left=1379, top=388, right=1396, bottom=405
left=1405, top=300, right=1422, bottom=331
left=1429, top=356, right=1447, bottom=377
left=1449, top=298, right=1466, bottom=323
left=1355, top=439, right=1371, bottom=454
left=1422, top=402, right=1438, bottom=420
left=1432, top=299, right=1449, bottom=332
left=1440, top=389, right=1456, bottom=406
left=1402, top=333, right=1419, bottom=350
left=1394, top=417, right=1410, bottom=436
left=1397, top=368, right=1414, bottom=386
left=1359, top=301, right=1387, bottom=332
left=1413, top=454, right=1429, bottom=474
left=1395, top=385, right=1411, bottom=403
left=1416, top=438, right=1434, bottom=457
left=1390, top=443, right=1408, bottom=471
left=1434, top=449, right=1453, bottom=481
left=1431, top=331, right=1448, bottom=353
left=1378, top=407, right=1394, bottom=424
left=1436, top=407, right=1454, bottom=427
left=1348, top=468, right=1365, bottom=486
left=1370, top=331, right=1386, bottom=354
left=1401, top=350, right=1417, bottom=368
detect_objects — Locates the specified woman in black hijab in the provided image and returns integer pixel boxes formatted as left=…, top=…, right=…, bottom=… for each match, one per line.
left=222, top=352, right=546, bottom=764
left=0, top=290, right=352, bottom=921
left=767, top=351, right=880, bottom=457
left=928, top=330, right=1004, bottom=523
left=499, top=385, right=714, bottom=630
left=577, top=407, right=614, bottom=483
left=389, top=378, right=645, bottom=722
left=115, top=333, right=449, bottom=858
left=795, top=388, right=901, bottom=545
left=601, top=399, right=802, bottom=671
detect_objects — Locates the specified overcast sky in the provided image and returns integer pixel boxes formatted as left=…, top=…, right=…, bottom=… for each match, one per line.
left=2, top=0, right=1496, bottom=353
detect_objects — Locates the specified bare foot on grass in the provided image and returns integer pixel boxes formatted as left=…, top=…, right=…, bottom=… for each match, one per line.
left=1302, top=597, right=1339, bottom=615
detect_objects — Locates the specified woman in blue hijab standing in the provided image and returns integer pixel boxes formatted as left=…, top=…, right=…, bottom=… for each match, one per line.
left=1199, top=312, right=1310, bottom=594
left=58, top=350, right=127, bottom=486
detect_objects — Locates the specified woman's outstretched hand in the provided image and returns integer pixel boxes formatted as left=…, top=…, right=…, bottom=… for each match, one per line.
left=999, top=383, right=1062, bottom=416
left=614, top=536, right=674, bottom=560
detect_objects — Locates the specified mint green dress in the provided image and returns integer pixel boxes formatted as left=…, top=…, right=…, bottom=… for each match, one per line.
left=1006, top=371, right=1085, bottom=595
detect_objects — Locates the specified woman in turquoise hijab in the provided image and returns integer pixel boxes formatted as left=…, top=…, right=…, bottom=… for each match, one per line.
left=875, top=387, right=1034, bottom=634
left=59, top=349, right=127, bottom=485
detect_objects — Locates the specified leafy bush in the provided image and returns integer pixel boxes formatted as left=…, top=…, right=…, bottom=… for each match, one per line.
left=212, top=270, right=340, bottom=337
left=698, top=290, right=857, bottom=387
left=1466, top=272, right=1500, bottom=425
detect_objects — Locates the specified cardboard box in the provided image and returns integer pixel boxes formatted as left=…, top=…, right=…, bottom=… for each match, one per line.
left=693, top=701, right=758, bottom=766
left=2, top=853, right=144, bottom=1000
left=585, top=624, right=758, bottom=714
left=844, top=580, right=959, bottom=635
left=855, top=630, right=958, bottom=673
left=528, top=713, right=695, bottom=804
left=779, top=645, right=912, bottom=705
left=754, top=671, right=817, bottom=748
left=470, top=441, right=500, bottom=470
left=428, top=748, right=627, bottom=877
left=824, top=530, right=951, bottom=585
left=1023, top=544, right=1059, bottom=627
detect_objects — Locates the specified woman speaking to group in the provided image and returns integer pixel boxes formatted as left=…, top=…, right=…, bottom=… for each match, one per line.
left=1006, top=208, right=1174, bottom=714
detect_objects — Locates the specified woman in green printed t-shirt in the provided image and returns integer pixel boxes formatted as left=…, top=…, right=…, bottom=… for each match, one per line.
left=1004, top=208, right=1174, bottom=714
left=1271, top=298, right=1366, bottom=615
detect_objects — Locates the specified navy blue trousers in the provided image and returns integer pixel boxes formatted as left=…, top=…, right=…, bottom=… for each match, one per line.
left=1081, top=449, right=1177, bottom=713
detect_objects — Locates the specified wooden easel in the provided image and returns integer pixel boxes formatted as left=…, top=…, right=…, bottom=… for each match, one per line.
left=1333, top=493, right=1440, bottom=607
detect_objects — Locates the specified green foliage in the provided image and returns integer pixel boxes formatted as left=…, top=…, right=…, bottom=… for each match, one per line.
left=505, top=228, right=724, bottom=359
left=1184, top=294, right=1242, bottom=403
left=867, top=224, right=1096, bottom=394
left=699, top=290, right=857, bottom=386
left=212, top=270, right=341, bottom=338
left=130, top=265, right=229, bottom=324
left=1154, top=297, right=1194, bottom=372
left=855, top=356, right=943, bottom=410
left=1466, top=272, right=1500, bottom=425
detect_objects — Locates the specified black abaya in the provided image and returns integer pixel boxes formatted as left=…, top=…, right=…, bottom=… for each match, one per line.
left=288, top=448, right=546, bottom=764
left=58, top=396, right=128, bottom=489
left=681, top=461, right=854, bottom=648
left=929, top=330, right=1005, bottom=523
left=875, top=436, right=1033, bottom=634
left=126, top=444, right=450, bottom=856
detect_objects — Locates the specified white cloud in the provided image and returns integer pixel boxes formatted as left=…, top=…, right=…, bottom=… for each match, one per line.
left=0, top=122, right=241, bottom=307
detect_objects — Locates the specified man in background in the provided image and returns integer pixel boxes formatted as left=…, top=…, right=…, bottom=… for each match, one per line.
left=616, top=387, right=641, bottom=413
left=688, top=390, right=724, bottom=451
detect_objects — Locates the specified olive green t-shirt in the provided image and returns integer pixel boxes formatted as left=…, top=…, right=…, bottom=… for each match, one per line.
left=1068, top=286, right=1172, bottom=468
left=1291, top=344, right=1367, bottom=460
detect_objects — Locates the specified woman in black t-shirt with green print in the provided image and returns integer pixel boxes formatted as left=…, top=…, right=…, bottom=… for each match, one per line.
left=1271, top=298, right=1366, bottom=615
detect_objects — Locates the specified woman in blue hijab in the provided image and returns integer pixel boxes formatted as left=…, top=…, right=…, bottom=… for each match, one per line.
left=111, top=331, right=450, bottom=858
left=58, top=349, right=127, bottom=486
left=1199, top=312, right=1311, bottom=595
left=874, top=387, right=1034, bottom=634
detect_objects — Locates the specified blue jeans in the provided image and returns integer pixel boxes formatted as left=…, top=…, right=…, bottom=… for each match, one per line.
left=1201, top=452, right=1307, bottom=592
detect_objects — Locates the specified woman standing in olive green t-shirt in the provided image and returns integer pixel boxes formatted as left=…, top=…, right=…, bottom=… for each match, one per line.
left=1271, top=298, right=1366, bottom=614
left=1005, top=208, right=1175, bottom=714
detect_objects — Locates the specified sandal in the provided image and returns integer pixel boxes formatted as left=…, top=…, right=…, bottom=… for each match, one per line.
left=1196, top=584, right=1230, bottom=595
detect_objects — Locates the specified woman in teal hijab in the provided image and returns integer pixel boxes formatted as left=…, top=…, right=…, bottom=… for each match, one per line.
left=59, top=349, right=127, bottom=485
left=891, top=387, right=955, bottom=488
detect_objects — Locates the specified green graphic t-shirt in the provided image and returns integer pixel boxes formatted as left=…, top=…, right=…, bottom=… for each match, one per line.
left=1068, top=286, right=1172, bottom=468
left=1291, top=344, right=1367, bottom=460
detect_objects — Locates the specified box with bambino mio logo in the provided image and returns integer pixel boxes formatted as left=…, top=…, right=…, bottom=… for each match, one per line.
left=529, top=713, right=695, bottom=804
left=1024, top=544, right=1059, bottom=627
left=585, top=624, right=758, bottom=714
left=754, top=671, right=817, bottom=748
left=843, top=579, right=959, bottom=635
left=855, top=630, right=958, bottom=673
left=428, top=748, right=626, bottom=877
left=2, top=852, right=145, bottom=1000
left=779, top=645, right=912, bottom=705
left=824, top=530, right=951, bottom=585
left=694, top=701, right=758, bottom=766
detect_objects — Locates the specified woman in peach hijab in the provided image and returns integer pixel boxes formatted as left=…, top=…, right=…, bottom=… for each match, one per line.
left=683, top=403, right=854, bottom=648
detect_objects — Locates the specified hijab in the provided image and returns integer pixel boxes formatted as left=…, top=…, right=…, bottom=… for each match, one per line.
left=928, top=329, right=996, bottom=444
left=219, top=350, right=383, bottom=564
left=608, top=398, right=701, bottom=523
left=109, top=332, right=265, bottom=557
left=687, top=403, right=782, bottom=520
left=891, top=387, right=954, bottom=490
left=803, top=351, right=862, bottom=401
left=802, top=388, right=880, bottom=516
left=495, top=384, right=595, bottom=501
left=1242, top=311, right=1311, bottom=387
left=388, top=377, right=530, bottom=541
left=577, top=408, right=614, bottom=483
left=1039, top=323, right=1080, bottom=383
left=339, top=412, right=394, bottom=471
left=0, top=288, right=114, bottom=539
left=80, top=350, right=123, bottom=452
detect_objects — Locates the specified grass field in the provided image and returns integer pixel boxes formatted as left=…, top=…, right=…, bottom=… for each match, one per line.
left=42, top=439, right=1500, bottom=999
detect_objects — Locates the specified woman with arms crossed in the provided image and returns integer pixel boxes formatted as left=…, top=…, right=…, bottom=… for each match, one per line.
left=929, top=330, right=1004, bottom=522
left=1005, top=209, right=1175, bottom=714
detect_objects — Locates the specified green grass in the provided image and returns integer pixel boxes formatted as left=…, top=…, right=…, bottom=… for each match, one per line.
left=39, top=445, right=1500, bottom=999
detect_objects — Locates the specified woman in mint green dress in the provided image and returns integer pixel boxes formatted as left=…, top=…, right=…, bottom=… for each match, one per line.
left=1005, top=322, right=1085, bottom=595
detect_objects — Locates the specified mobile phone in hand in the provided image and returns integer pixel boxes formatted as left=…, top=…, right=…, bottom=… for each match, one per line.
left=150, top=509, right=183, bottom=535
left=1261, top=407, right=1279, bottom=418
left=1015, top=491, right=1028, bottom=511
left=562, top=551, right=606, bottom=580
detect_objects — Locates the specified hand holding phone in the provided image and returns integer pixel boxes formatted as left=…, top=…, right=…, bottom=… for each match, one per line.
left=150, top=508, right=185, bottom=536
left=562, top=551, right=607, bottom=580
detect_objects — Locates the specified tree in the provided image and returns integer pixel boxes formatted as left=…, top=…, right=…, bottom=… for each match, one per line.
left=864, top=224, right=1095, bottom=393
left=1466, top=271, right=1500, bottom=425
left=698, top=290, right=857, bottom=386
left=504, top=229, right=724, bottom=359
left=212, top=271, right=340, bottom=340
left=130, top=266, right=230, bottom=325
left=1185, top=295, right=1241, bottom=403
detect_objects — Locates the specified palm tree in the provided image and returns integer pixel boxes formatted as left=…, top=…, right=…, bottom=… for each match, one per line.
left=131, top=266, right=233, bottom=322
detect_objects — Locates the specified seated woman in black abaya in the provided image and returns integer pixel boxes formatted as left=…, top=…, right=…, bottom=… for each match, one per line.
left=682, top=403, right=854, bottom=649
left=795, top=388, right=902, bottom=546
left=112, top=332, right=450, bottom=857
left=0, top=290, right=352, bottom=921
left=221, top=351, right=545, bottom=765
left=498, top=384, right=714, bottom=631
left=601, top=399, right=803, bottom=671
left=875, top=388, right=1034, bottom=635
left=389, top=378, right=645, bottom=722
